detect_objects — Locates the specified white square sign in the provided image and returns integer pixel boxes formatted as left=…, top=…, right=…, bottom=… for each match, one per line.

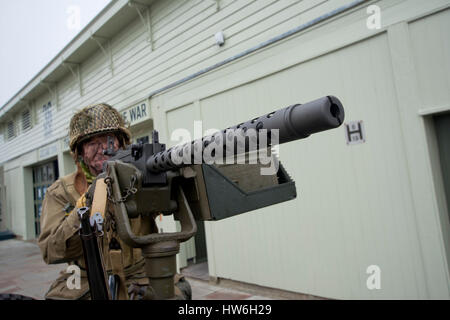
left=345, top=120, right=366, bottom=145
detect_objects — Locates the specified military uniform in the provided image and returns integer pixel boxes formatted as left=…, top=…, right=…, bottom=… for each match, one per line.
left=38, top=103, right=190, bottom=300
left=38, top=168, right=150, bottom=300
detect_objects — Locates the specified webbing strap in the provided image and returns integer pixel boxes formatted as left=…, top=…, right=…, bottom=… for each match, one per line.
left=109, top=249, right=130, bottom=300
left=90, top=178, right=108, bottom=219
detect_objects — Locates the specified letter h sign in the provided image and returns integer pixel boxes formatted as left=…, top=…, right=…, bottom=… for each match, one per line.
left=345, top=120, right=366, bottom=145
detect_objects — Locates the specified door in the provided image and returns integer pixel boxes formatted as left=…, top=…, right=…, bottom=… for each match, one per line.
left=32, top=159, right=59, bottom=236
left=434, top=113, right=450, bottom=222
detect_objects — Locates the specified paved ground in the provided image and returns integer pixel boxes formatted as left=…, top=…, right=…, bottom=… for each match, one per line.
left=0, top=239, right=273, bottom=300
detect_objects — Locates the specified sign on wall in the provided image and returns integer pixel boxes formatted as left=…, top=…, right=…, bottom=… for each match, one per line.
left=121, top=101, right=150, bottom=126
left=345, top=120, right=366, bottom=145
left=38, top=142, right=58, bottom=161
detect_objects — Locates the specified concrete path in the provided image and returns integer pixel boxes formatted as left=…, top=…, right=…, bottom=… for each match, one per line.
left=0, top=239, right=272, bottom=300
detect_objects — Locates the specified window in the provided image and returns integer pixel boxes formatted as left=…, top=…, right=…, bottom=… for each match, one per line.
left=43, top=102, right=53, bottom=138
left=22, top=109, right=32, bottom=131
left=136, top=135, right=149, bottom=144
left=7, top=120, right=16, bottom=140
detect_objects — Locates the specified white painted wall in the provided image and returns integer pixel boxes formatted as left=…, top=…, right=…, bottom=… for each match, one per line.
left=152, top=0, right=450, bottom=299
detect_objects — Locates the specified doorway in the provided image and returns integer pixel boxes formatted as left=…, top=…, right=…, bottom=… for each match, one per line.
left=434, top=113, right=450, bottom=224
left=32, top=159, right=59, bottom=237
left=181, top=221, right=209, bottom=281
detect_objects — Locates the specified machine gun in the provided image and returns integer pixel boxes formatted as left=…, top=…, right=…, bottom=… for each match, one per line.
left=85, top=95, right=345, bottom=300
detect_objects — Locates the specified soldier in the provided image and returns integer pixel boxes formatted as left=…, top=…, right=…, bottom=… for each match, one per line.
left=38, top=103, right=190, bottom=300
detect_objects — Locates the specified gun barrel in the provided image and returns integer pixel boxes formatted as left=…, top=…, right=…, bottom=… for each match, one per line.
left=147, top=96, right=344, bottom=173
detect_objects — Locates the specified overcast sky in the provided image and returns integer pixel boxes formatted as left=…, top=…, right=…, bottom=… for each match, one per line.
left=0, top=0, right=111, bottom=107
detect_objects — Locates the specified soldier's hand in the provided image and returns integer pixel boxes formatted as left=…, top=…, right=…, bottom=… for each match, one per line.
left=64, top=193, right=88, bottom=217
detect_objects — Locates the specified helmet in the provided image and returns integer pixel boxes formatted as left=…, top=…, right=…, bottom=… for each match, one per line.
left=69, top=103, right=131, bottom=152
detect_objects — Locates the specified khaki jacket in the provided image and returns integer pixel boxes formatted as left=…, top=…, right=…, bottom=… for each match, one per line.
left=38, top=169, right=147, bottom=299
